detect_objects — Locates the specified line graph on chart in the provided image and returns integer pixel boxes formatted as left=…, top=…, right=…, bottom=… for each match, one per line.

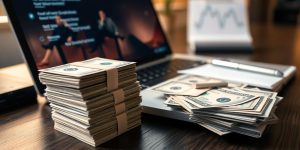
left=195, top=5, right=244, bottom=29
left=187, top=0, right=252, bottom=50
left=188, top=1, right=248, bottom=35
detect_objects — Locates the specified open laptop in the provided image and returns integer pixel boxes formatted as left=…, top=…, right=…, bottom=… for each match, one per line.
left=3, top=0, right=210, bottom=121
left=2, top=0, right=295, bottom=122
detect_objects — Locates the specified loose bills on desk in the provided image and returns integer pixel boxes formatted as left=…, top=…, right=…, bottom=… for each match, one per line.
left=150, top=75, right=281, bottom=138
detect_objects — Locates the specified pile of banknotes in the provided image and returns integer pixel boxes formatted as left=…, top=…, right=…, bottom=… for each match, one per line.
left=39, top=58, right=142, bottom=147
left=151, top=75, right=282, bottom=138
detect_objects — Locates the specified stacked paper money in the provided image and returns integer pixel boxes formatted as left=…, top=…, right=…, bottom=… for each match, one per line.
left=150, top=75, right=281, bottom=138
left=39, top=58, right=141, bottom=147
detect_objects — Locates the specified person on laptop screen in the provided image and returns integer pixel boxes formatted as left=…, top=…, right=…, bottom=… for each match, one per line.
left=38, top=15, right=74, bottom=66
left=6, top=0, right=169, bottom=69
left=92, top=10, right=125, bottom=59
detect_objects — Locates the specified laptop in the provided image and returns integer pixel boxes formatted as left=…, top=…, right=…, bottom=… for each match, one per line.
left=2, top=0, right=295, bottom=122
left=2, top=0, right=209, bottom=121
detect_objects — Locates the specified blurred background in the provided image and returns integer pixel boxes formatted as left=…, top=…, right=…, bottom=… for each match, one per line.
left=0, top=0, right=299, bottom=68
left=0, top=0, right=24, bottom=67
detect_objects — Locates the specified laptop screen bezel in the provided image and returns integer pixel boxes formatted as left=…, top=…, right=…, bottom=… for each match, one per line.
left=2, top=0, right=173, bottom=95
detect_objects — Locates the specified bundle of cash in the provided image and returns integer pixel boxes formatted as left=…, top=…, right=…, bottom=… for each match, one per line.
left=151, top=75, right=281, bottom=138
left=39, top=58, right=142, bottom=147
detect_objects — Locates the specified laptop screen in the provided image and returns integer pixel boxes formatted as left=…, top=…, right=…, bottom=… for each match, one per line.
left=6, top=0, right=171, bottom=69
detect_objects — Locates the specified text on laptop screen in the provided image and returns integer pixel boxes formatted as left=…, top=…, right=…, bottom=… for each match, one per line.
left=11, top=0, right=170, bottom=69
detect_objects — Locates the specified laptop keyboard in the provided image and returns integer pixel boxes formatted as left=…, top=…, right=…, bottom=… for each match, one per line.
left=137, top=59, right=206, bottom=89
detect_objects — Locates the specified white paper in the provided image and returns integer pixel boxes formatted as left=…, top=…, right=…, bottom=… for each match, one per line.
left=188, top=0, right=252, bottom=50
left=178, top=64, right=283, bottom=90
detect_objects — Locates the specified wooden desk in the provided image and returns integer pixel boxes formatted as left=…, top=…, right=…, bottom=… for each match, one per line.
left=1, top=10, right=300, bottom=150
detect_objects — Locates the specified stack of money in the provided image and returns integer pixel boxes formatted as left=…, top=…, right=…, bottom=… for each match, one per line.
left=150, top=75, right=281, bottom=138
left=39, top=58, right=142, bottom=147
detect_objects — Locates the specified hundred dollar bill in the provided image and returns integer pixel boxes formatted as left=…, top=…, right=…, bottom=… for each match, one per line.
left=224, top=88, right=266, bottom=110
left=149, top=75, right=210, bottom=96
left=40, top=64, right=103, bottom=78
left=152, top=81, right=209, bottom=96
left=203, top=88, right=268, bottom=114
left=215, top=88, right=278, bottom=114
left=78, top=57, right=135, bottom=70
left=238, top=88, right=278, bottom=99
left=216, top=98, right=271, bottom=116
left=225, top=88, right=277, bottom=111
left=39, top=57, right=135, bottom=78
left=176, top=88, right=258, bottom=109
left=176, top=75, right=227, bottom=88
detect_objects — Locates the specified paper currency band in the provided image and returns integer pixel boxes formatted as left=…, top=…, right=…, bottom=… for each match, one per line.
left=71, top=62, right=119, bottom=91
left=106, top=69, right=118, bottom=91
left=116, top=112, right=128, bottom=135
left=114, top=102, right=126, bottom=115
left=113, top=89, right=125, bottom=104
